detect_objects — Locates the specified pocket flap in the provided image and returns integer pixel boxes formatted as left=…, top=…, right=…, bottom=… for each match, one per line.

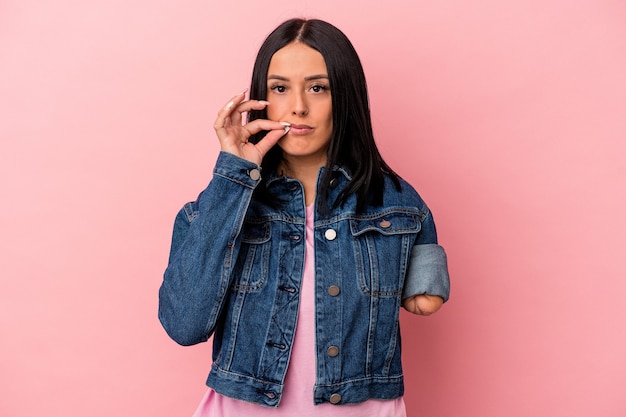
left=350, top=211, right=421, bottom=236
left=241, top=222, right=271, bottom=244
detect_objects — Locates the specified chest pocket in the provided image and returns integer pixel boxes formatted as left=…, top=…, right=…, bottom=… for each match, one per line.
left=231, top=221, right=271, bottom=292
left=350, top=211, right=421, bottom=297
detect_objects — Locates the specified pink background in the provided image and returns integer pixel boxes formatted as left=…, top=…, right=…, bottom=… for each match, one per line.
left=1, top=1, right=625, bottom=416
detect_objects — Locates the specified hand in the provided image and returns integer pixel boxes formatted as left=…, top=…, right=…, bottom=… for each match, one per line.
left=214, top=90, right=290, bottom=165
left=402, top=294, right=444, bottom=316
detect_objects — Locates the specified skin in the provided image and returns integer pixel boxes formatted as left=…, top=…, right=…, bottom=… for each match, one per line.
left=402, top=294, right=443, bottom=315
left=213, top=41, right=443, bottom=316
left=265, top=42, right=334, bottom=206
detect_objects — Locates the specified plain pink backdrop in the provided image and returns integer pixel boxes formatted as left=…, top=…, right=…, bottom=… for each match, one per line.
left=1, top=1, right=625, bottom=416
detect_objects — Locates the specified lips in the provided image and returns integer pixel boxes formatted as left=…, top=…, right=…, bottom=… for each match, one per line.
left=287, top=124, right=314, bottom=135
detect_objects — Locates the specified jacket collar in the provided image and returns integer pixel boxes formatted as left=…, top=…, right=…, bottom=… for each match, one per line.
left=264, top=164, right=353, bottom=187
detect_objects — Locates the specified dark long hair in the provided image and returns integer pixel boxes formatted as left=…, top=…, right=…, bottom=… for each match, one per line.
left=248, top=18, right=400, bottom=213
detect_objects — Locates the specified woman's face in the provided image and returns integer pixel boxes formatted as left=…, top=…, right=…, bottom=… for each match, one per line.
left=266, top=42, right=333, bottom=165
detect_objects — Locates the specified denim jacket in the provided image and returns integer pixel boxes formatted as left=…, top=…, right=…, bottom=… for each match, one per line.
left=158, top=151, right=450, bottom=407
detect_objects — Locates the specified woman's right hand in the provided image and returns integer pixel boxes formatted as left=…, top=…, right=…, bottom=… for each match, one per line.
left=213, top=90, right=290, bottom=166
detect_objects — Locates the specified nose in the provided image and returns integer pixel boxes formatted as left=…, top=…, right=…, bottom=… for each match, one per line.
left=292, top=91, right=308, bottom=117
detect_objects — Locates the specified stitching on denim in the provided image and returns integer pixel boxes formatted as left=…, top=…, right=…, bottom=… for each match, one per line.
left=214, top=172, right=257, bottom=189
left=315, top=374, right=404, bottom=387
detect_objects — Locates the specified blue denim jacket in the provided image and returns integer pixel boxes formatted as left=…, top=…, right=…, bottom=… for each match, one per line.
left=159, top=152, right=450, bottom=407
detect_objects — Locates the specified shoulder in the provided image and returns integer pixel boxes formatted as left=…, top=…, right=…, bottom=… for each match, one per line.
left=380, top=174, right=428, bottom=213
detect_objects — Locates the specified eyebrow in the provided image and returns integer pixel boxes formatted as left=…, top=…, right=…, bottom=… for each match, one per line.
left=267, top=74, right=329, bottom=81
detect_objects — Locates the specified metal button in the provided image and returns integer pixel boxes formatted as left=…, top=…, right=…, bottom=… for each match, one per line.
left=279, top=285, right=296, bottom=293
left=379, top=219, right=391, bottom=228
left=329, top=178, right=338, bottom=189
left=329, top=393, right=341, bottom=404
left=324, top=229, right=337, bottom=241
left=327, top=285, right=340, bottom=296
left=249, top=168, right=261, bottom=181
left=327, top=346, right=339, bottom=357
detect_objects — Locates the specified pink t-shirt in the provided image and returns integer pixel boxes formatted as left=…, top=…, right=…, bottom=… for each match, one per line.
left=192, top=205, right=406, bottom=417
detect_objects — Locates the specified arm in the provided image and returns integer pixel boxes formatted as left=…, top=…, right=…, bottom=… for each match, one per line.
left=158, top=153, right=262, bottom=345
left=158, top=92, right=290, bottom=345
left=401, top=209, right=450, bottom=316
left=402, top=294, right=444, bottom=316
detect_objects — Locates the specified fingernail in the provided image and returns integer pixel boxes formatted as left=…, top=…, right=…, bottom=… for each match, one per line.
left=259, top=100, right=270, bottom=106
left=280, top=122, right=291, bottom=127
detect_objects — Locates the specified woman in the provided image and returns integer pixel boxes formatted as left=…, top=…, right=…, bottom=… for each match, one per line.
left=159, top=18, right=450, bottom=416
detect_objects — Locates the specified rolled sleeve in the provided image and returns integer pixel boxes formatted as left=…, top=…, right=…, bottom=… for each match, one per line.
left=402, top=243, right=450, bottom=302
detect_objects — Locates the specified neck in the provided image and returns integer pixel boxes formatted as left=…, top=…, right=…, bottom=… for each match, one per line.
left=279, top=155, right=326, bottom=206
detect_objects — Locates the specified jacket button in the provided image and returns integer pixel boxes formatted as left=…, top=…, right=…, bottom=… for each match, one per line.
left=327, top=285, right=340, bottom=296
left=329, top=393, right=341, bottom=404
left=329, top=178, right=338, bottom=189
left=379, top=219, right=391, bottom=228
left=327, top=346, right=339, bottom=357
left=248, top=168, right=261, bottom=181
left=324, top=229, right=337, bottom=240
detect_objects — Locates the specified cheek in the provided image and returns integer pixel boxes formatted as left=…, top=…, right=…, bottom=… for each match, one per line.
left=322, top=100, right=333, bottom=123
left=324, top=106, right=333, bottom=128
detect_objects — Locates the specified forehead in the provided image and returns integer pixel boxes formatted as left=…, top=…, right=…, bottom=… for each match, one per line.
left=268, top=42, right=327, bottom=76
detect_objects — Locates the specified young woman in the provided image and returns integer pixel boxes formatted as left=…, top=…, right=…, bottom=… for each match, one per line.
left=159, top=18, right=450, bottom=417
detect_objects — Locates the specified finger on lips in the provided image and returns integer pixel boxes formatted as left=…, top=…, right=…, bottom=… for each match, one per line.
left=216, top=91, right=290, bottom=135
left=242, top=119, right=290, bottom=136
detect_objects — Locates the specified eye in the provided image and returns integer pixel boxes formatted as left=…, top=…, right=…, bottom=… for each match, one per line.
left=269, top=84, right=287, bottom=93
left=310, top=84, right=328, bottom=93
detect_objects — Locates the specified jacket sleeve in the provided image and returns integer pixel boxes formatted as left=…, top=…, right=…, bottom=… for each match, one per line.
left=402, top=209, right=451, bottom=302
left=158, top=152, right=262, bottom=346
